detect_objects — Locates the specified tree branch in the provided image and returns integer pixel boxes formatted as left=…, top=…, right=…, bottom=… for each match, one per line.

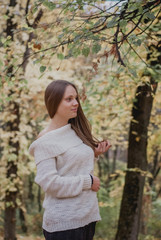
left=25, top=0, right=32, bottom=27
left=114, top=24, right=126, bottom=66
left=135, top=7, right=161, bottom=37
left=16, top=0, right=161, bottom=72
left=14, top=38, right=73, bottom=74
left=126, top=39, right=149, bottom=67
left=22, top=9, right=43, bottom=71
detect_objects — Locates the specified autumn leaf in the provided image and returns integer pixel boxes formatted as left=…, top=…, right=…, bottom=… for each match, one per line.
left=33, top=43, right=42, bottom=50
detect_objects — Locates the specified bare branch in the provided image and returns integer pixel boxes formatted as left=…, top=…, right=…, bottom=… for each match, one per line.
left=25, top=0, right=32, bottom=27
left=122, top=14, right=143, bottom=42
left=22, top=9, right=43, bottom=71
left=114, top=24, right=126, bottom=66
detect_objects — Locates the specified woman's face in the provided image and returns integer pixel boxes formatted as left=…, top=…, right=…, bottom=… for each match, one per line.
left=54, top=85, right=79, bottom=122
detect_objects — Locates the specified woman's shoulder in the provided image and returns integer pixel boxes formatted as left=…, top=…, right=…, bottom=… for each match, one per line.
left=36, top=128, right=48, bottom=140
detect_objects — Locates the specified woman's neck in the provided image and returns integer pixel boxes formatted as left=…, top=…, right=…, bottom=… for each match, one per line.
left=48, top=117, right=68, bottom=131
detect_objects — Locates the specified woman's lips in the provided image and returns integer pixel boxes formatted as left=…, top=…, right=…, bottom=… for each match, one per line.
left=71, top=108, right=77, bottom=112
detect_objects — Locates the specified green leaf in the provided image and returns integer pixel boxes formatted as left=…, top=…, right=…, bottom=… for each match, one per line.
left=58, top=33, right=64, bottom=42
left=136, top=39, right=142, bottom=46
left=57, top=53, right=64, bottom=60
left=145, top=12, right=155, bottom=20
left=82, top=47, right=90, bottom=57
left=129, top=68, right=137, bottom=78
left=43, top=1, right=56, bottom=10
left=73, top=35, right=81, bottom=42
left=107, top=20, right=116, bottom=28
left=133, top=38, right=142, bottom=46
left=107, top=17, right=118, bottom=28
left=68, top=6, right=75, bottom=12
left=72, top=48, right=81, bottom=57
left=32, top=6, right=38, bottom=13
left=129, top=34, right=137, bottom=40
left=0, top=60, right=3, bottom=69
left=119, top=20, right=127, bottom=28
left=40, top=66, right=46, bottom=73
left=92, top=44, right=101, bottom=54
left=76, top=0, right=82, bottom=4
left=3, top=15, right=9, bottom=20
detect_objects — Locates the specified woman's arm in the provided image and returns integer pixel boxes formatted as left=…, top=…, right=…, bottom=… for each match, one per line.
left=35, top=158, right=92, bottom=198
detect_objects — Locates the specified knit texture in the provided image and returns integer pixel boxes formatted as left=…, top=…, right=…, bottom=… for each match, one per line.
left=29, top=124, right=101, bottom=232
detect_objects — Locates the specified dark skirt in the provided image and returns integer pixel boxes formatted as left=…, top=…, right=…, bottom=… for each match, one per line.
left=43, top=221, right=96, bottom=240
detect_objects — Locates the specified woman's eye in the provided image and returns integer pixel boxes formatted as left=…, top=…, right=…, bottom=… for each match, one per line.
left=66, top=97, right=72, bottom=101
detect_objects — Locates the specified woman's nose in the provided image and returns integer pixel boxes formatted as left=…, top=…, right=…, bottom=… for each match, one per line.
left=73, top=99, right=78, bottom=106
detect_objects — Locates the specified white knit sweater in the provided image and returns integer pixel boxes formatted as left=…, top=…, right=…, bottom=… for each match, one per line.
left=29, top=124, right=101, bottom=232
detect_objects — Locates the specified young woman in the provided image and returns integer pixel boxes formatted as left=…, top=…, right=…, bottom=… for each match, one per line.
left=29, top=80, right=111, bottom=240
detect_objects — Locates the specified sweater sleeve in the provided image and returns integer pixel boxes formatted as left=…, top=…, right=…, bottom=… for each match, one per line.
left=35, top=158, right=92, bottom=198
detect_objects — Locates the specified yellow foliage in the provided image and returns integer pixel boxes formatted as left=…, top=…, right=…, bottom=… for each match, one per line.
left=135, top=136, right=140, bottom=142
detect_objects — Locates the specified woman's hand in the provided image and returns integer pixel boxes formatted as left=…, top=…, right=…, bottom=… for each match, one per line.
left=91, top=176, right=100, bottom=192
left=95, top=140, right=112, bottom=157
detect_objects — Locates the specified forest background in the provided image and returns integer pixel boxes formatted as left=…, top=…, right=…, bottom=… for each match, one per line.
left=0, top=0, right=161, bottom=240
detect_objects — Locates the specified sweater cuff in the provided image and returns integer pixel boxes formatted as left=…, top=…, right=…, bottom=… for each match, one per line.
left=82, top=175, right=92, bottom=190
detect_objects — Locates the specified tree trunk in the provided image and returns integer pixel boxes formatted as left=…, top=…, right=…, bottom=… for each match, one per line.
left=3, top=1, right=43, bottom=238
left=115, top=36, right=161, bottom=239
left=19, top=209, right=27, bottom=233
left=28, top=174, right=34, bottom=202
left=112, top=145, right=118, bottom=173
left=115, top=35, right=161, bottom=239
left=4, top=1, right=18, bottom=239
left=97, top=159, right=102, bottom=178
left=115, top=81, right=157, bottom=240
left=37, top=186, right=42, bottom=213
left=4, top=102, right=20, bottom=240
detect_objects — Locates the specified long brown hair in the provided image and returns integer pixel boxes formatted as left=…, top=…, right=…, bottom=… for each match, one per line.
left=44, top=80, right=98, bottom=150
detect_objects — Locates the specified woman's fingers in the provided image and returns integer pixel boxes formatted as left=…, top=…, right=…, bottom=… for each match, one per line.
left=95, top=140, right=112, bottom=157
left=100, top=141, right=112, bottom=152
left=105, top=140, right=112, bottom=151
